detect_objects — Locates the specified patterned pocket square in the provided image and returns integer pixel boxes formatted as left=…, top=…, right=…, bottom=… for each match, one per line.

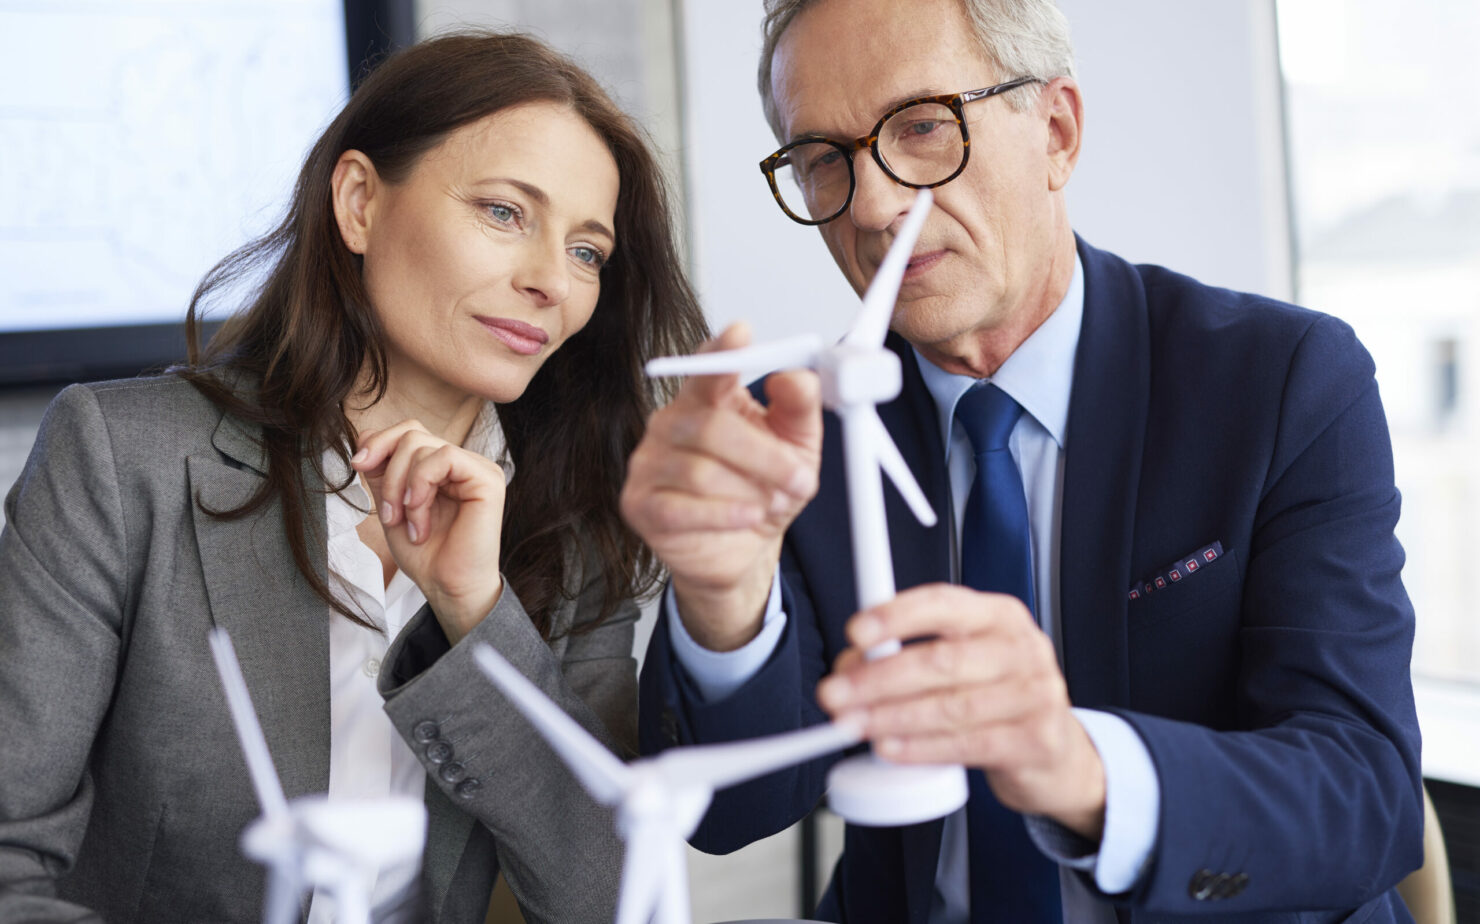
left=1128, top=541, right=1225, bottom=601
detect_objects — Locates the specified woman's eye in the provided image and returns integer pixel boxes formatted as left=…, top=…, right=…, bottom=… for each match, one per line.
left=570, top=245, right=607, bottom=269
left=486, top=202, right=521, bottom=225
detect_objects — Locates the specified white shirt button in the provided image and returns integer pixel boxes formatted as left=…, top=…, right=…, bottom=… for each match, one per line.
left=364, top=657, right=381, bottom=678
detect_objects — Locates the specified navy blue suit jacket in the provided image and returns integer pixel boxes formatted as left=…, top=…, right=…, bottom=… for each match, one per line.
left=639, top=239, right=1422, bottom=923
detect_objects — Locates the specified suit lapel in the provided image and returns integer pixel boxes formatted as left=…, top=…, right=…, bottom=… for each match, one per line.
left=881, top=336, right=953, bottom=594
left=1058, top=239, right=1150, bottom=710
left=188, top=414, right=330, bottom=801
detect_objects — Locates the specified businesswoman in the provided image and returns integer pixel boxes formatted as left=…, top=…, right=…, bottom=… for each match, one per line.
left=0, top=31, right=705, bottom=923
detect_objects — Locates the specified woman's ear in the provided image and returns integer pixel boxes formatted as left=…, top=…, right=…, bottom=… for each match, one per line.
left=331, top=150, right=379, bottom=255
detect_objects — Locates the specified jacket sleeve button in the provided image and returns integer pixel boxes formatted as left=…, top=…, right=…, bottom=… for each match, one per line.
left=412, top=720, right=440, bottom=743
left=454, top=778, right=482, bottom=800
left=425, top=741, right=454, bottom=765
left=1189, top=869, right=1217, bottom=901
left=438, top=760, right=467, bottom=784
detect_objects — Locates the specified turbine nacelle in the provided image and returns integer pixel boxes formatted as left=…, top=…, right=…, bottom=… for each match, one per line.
left=817, top=343, right=902, bottom=408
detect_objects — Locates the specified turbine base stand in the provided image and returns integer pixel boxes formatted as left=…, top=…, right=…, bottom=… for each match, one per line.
left=826, top=755, right=968, bottom=826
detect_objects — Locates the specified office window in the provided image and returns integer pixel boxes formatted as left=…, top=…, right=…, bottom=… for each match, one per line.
left=1278, top=0, right=1480, bottom=683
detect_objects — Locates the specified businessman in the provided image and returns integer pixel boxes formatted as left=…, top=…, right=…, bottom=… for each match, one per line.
left=621, top=0, right=1423, bottom=921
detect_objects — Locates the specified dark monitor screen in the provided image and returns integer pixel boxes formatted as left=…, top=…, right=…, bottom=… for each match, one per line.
left=0, top=0, right=412, bottom=386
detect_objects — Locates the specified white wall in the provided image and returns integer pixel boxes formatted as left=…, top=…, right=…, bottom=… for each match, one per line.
left=678, top=0, right=1294, bottom=353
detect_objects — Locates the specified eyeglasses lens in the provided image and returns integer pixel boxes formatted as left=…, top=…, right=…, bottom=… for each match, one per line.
left=770, top=102, right=964, bottom=222
left=877, top=102, right=963, bottom=186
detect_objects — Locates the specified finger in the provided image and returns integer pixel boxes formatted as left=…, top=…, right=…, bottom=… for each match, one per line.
left=674, top=322, right=753, bottom=408
left=659, top=404, right=816, bottom=501
left=627, top=488, right=766, bottom=535
left=638, top=440, right=778, bottom=507
left=847, top=584, right=1032, bottom=651
left=373, top=429, right=444, bottom=527
left=831, top=647, right=864, bottom=676
left=872, top=720, right=1048, bottom=771
left=860, top=670, right=1063, bottom=739
left=402, top=444, right=505, bottom=544
left=818, top=633, right=1033, bottom=713
left=350, top=419, right=431, bottom=479
left=762, top=368, right=824, bottom=453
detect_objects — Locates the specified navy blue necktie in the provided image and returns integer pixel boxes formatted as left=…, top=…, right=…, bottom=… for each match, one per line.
left=955, top=382, right=1062, bottom=923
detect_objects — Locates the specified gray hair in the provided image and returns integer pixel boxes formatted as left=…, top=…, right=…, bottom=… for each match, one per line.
left=758, top=0, right=1076, bottom=139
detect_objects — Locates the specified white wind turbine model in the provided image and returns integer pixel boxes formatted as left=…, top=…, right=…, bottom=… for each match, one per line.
left=208, top=629, right=428, bottom=924
left=645, top=188, right=968, bottom=827
left=472, top=644, right=863, bottom=924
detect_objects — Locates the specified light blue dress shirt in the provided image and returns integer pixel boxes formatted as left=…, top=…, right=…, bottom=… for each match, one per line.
left=667, top=255, right=1160, bottom=922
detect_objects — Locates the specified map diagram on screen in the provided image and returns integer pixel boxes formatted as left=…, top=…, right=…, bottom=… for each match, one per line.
left=0, top=1, right=348, bottom=332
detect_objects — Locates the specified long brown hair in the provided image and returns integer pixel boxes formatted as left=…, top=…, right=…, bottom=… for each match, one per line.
left=180, top=32, right=707, bottom=635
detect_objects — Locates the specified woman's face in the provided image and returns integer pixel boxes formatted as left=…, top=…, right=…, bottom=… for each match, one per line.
left=339, top=102, right=620, bottom=406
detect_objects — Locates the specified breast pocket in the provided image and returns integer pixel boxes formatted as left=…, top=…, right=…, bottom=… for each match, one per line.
left=1128, top=543, right=1241, bottom=628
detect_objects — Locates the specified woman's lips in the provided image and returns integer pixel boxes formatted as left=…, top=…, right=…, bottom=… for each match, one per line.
left=476, top=316, right=549, bottom=356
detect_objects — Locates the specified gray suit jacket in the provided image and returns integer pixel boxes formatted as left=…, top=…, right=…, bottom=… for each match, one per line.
left=0, top=376, right=636, bottom=923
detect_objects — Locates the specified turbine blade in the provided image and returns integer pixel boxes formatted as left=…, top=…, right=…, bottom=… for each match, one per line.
left=859, top=408, right=938, bottom=527
left=261, top=863, right=303, bottom=924
left=645, top=335, right=822, bottom=379
left=656, top=719, right=863, bottom=794
left=614, top=823, right=668, bottom=924
left=657, top=832, right=693, bottom=924
left=472, top=645, right=632, bottom=804
left=208, top=629, right=290, bottom=819
left=844, top=188, right=934, bottom=349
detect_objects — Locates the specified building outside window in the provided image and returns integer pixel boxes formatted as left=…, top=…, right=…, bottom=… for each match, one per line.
left=1278, top=0, right=1480, bottom=685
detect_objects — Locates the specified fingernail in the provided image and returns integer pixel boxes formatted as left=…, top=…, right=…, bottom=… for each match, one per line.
left=877, top=737, right=903, bottom=757
left=852, top=614, right=882, bottom=646
left=837, top=710, right=869, bottom=736
left=380, top=503, right=394, bottom=525
left=407, top=520, right=419, bottom=544
left=770, top=489, right=790, bottom=515
left=351, top=448, right=369, bottom=465
left=788, top=467, right=813, bottom=498
left=821, top=676, right=851, bottom=707
left=402, top=487, right=413, bottom=506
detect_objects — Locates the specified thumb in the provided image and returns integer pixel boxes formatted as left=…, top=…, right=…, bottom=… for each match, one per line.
left=680, top=321, right=753, bottom=408
left=763, top=368, right=823, bottom=454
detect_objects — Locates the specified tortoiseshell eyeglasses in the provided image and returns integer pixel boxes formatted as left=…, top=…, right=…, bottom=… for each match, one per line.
left=759, top=76, right=1043, bottom=226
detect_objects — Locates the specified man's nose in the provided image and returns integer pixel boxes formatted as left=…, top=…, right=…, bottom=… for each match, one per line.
left=847, top=151, right=916, bottom=233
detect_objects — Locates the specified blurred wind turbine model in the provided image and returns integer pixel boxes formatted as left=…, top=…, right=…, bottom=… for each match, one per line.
left=209, top=629, right=427, bottom=924
left=472, top=644, right=863, bottom=924
left=646, top=188, right=969, bottom=826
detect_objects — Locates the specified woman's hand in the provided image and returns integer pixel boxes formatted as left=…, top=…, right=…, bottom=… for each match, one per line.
left=351, top=420, right=507, bottom=644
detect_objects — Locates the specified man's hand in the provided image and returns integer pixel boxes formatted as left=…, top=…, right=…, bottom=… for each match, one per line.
left=817, top=584, right=1107, bottom=840
left=621, top=323, right=823, bottom=651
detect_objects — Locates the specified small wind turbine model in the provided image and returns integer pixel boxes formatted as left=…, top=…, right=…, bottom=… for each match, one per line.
left=645, top=188, right=969, bottom=827
left=208, top=629, right=428, bottom=924
left=471, top=644, right=863, bottom=924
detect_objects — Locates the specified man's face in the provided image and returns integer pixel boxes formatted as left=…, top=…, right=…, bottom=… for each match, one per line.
left=771, top=0, right=1072, bottom=365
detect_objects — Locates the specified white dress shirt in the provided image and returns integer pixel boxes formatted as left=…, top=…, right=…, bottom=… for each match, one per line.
left=308, top=404, right=509, bottom=923
left=667, top=256, right=1161, bottom=922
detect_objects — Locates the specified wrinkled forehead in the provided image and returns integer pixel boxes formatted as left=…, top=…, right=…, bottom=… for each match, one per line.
left=769, top=0, right=998, bottom=143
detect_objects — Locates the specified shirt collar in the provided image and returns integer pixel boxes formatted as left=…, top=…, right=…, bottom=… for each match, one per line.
left=913, top=251, right=1084, bottom=455
left=322, top=402, right=514, bottom=539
